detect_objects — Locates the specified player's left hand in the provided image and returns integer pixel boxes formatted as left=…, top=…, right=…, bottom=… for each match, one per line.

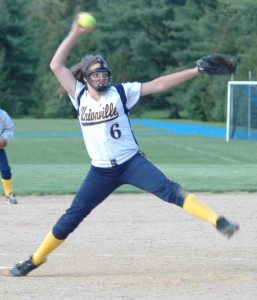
left=0, top=137, right=7, bottom=149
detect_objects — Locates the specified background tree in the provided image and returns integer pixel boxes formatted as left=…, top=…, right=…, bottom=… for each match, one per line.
left=0, top=0, right=256, bottom=121
left=0, top=0, right=36, bottom=116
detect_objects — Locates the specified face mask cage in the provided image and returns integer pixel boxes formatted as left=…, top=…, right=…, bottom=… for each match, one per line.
left=83, top=57, right=112, bottom=92
left=85, top=67, right=112, bottom=79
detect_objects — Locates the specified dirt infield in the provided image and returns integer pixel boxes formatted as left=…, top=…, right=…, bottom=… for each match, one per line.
left=0, top=193, right=257, bottom=300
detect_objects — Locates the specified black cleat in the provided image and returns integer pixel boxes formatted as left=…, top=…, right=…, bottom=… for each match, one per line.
left=216, top=216, right=239, bottom=238
left=10, top=256, right=45, bottom=277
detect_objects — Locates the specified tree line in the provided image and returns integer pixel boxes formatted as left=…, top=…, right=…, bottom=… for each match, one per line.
left=0, top=0, right=256, bottom=121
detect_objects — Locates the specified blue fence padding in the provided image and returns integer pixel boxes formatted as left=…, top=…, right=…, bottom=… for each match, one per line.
left=14, top=119, right=256, bottom=141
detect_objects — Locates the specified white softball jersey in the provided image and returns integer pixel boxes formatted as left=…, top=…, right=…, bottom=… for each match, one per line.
left=69, top=81, right=142, bottom=167
left=0, top=109, right=14, bottom=142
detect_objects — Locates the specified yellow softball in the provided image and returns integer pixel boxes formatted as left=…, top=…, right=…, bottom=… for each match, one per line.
left=77, top=12, right=96, bottom=30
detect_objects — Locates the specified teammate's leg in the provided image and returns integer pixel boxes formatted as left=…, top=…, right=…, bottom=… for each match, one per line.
left=120, top=152, right=239, bottom=236
left=11, top=166, right=121, bottom=276
left=0, top=149, right=17, bottom=204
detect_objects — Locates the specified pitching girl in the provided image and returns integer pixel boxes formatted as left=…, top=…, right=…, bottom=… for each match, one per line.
left=11, top=13, right=239, bottom=276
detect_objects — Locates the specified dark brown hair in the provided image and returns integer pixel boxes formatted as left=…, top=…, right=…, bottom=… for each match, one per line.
left=57, top=55, right=108, bottom=97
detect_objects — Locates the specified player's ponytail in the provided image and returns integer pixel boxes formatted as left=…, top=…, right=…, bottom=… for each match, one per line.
left=56, top=55, right=90, bottom=97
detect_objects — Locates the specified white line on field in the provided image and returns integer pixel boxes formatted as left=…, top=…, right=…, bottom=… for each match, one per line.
left=1, top=252, right=251, bottom=260
left=95, top=254, right=146, bottom=257
left=52, top=253, right=146, bottom=257
left=170, top=256, right=251, bottom=261
left=167, top=142, right=238, bottom=163
left=50, top=253, right=252, bottom=261
left=0, top=255, right=252, bottom=272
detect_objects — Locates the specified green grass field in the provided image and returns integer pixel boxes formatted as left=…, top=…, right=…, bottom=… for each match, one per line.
left=5, top=118, right=257, bottom=195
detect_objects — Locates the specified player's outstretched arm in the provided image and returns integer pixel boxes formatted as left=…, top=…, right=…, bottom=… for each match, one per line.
left=50, top=13, right=93, bottom=99
left=140, top=53, right=236, bottom=97
left=140, top=67, right=200, bottom=97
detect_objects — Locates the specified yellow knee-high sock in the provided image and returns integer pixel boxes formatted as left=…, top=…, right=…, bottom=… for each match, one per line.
left=1, top=178, right=12, bottom=196
left=183, top=193, right=218, bottom=226
left=32, top=231, right=64, bottom=265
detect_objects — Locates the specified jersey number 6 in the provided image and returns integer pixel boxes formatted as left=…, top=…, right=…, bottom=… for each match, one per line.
left=110, top=123, right=121, bottom=139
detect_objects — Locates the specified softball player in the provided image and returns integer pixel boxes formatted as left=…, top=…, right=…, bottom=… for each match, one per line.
left=0, top=109, right=17, bottom=204
left=11, top=14, right=239, bottom=276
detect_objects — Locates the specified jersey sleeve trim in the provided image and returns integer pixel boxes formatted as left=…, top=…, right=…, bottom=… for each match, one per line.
left=113, top=84, right=129, bottom=116
left=76, top=87, right=87, bottom=116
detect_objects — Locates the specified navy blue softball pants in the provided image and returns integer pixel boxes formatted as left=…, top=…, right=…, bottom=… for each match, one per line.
left=0, top=149, right=12, bottom=179
left=53, top=152, right=188, bottom=240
